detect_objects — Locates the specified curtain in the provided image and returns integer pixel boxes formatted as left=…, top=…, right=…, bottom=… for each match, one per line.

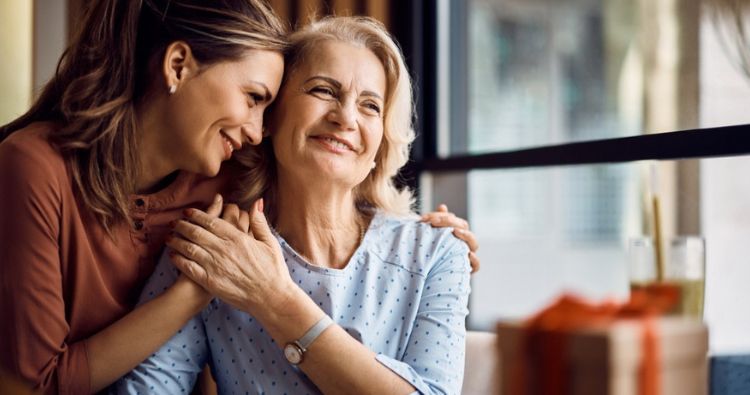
left=267, top=0, right=390, bottom=29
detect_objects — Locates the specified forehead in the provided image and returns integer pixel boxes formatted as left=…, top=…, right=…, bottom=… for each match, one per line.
left=215, top=50, right=284, bottom=85
left=292, top=40, right=386, bottom=95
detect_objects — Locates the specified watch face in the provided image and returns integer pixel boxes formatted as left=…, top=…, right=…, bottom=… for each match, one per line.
left=284, top=343, right=303, bottom=364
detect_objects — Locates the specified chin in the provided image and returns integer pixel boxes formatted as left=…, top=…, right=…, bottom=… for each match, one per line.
left=195, top=159, right=222, bottom=177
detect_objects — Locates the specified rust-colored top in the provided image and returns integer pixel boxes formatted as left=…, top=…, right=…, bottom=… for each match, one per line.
left=0, top=123, right=230, bottom=394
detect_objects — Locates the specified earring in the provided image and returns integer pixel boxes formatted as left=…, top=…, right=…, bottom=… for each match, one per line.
left=168, top=85, right=176, bottom=95
left=371, top=162, right=377, bottom=170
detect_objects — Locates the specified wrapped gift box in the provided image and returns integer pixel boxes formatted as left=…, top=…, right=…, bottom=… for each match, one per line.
left=497, top=316, right=708, bottom=395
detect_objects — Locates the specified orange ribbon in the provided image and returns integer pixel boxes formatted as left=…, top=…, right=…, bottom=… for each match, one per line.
left=510, top=284, right=679, bottom=395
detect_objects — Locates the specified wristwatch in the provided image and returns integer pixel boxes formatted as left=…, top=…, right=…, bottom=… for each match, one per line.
left=284, top=315, right=334, bottom=365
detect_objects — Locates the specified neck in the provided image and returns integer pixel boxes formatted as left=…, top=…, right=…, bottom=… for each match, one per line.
left=134, top=99, right=179, bottom=194
left=274, top=171, right=367, bottom=269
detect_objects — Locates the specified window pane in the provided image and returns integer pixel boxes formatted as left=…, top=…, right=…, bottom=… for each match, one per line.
left=702, top=156, right=750, bottom=353
left=466, top=162, right=638, bottom=328
left=463, top=0, right=645, bottom=154
left=448, top=0, right=730, bottom=155
left=464, top=157, right=750, bottom=353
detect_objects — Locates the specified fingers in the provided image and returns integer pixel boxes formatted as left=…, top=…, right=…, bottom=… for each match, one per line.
left=248, top=199, right=273, bottom=243
left=422, top=205, right=479, bottom=273
left=221, top=204, right=244, bottom=231
left=206, top=194, right=223, bottom=217
left=421, top=204, right=467, bottom=228
left=468, top=251, right=480, bottom=274
left=220, top=203, right=250, bottom=233
left=183, top=208, right=240, bottom=240
left=452, top=227, right=480, bottom=273
left=453, top=227, right=479, bottom=253
left=166, top=233, right=212, bottom=264
left=422, top=212, right=470, bottom=230
left=169, top=250, right=209, bottom=288
left=238, top=211, right=250, bottom=233
left=172, top=217, right=223, bottom=248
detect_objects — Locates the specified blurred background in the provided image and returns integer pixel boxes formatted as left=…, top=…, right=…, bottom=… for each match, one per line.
left=2, top=0, right=749, bottom=354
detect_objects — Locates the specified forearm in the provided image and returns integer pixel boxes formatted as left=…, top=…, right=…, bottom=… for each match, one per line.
left=303, top=326, right=416, bottom=395
left=86, top=279, right=210, bottom=392
left=255, top=288, right=416, bottom=395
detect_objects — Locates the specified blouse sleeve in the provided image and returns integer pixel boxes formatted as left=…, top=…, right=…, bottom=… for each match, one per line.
left=376, top=236, right=471, bottom=395
left=110, top=253, right=208, bottom=394
left=0, top=136, right=91, bottom=394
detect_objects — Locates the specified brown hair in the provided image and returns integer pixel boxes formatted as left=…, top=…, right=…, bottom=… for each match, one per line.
left=0, top=0, right=287, bottom=231
left=233, top=16, right=416, bottom=218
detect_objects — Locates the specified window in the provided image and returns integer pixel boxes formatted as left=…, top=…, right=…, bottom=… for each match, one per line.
left=466, top=0, right=643, bottom=153
left=393, top=0, right=750, bottom=353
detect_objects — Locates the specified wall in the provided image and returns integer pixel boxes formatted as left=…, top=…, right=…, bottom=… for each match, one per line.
left=0, top=2, right=33, bottom=125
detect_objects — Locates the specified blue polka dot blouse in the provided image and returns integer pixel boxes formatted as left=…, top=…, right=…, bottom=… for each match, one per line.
left=111, top=210, right=471, bottom=395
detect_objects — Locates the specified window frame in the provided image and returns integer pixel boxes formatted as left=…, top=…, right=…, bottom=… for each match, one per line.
left=391, top=0, right=750, bottom=186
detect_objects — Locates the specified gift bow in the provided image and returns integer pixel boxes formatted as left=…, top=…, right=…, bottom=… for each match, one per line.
left=511, top=284, right=679, bottom=395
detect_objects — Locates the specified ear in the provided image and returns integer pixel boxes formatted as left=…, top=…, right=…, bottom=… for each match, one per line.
left=162, top=41, right=199, bottom=92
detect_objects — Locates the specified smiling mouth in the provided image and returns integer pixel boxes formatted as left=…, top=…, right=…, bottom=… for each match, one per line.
left=220, top=131, right=241, bottom=151
left=311, top=135, right=356, bottom=152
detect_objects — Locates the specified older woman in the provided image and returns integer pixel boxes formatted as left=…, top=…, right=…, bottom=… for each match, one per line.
left=114, top=16, right=470, bottom=395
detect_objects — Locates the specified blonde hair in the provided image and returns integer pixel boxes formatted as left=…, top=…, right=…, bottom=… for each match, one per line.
left=1, top=0, right=287, bottom=232
left=234, top=16, right=416, bottom=216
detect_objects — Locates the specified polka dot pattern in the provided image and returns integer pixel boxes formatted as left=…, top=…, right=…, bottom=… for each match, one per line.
left=112, top=211, right=471, bottom=395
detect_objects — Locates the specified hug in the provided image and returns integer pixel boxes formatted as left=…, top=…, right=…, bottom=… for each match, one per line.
left=0, top=1, right=478, bottom=394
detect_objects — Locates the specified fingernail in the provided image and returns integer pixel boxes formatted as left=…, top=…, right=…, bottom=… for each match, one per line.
left=169, top=220, right=177, bottom=229
left=183, top=208, right=193, bottom=217
left=215, top=194, right=222, bottom=204
left=257, top=198, right=264, bottom=213
left=455, top=228, right=464, bottom=234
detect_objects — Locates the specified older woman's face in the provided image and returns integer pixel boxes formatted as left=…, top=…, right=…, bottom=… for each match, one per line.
left=269, top=40, right=386, bottom=188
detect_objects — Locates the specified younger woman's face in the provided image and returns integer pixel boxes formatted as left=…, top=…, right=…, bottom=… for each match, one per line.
left=160, top=49, right=284, bottom=177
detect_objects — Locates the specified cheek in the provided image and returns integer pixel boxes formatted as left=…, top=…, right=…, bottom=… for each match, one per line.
left=222, top=96, right=251, bottom=124
left=165, top=94, right=217, bottom=138
left=162, top=103, right=203, bottom=145
left=271, top=132, right=293, bottom=164
left=251, top=107, right=266, bottom=126
left=365, top=127, right=385, bottom=159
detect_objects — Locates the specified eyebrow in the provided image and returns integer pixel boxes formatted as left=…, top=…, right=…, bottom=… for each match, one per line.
left=304, top=75, right=384, bottom=101
left=251, top=81, right=273, bottom=102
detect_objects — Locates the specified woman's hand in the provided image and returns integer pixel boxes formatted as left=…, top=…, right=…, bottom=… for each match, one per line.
left=171, top=194, right=228, bottom=305
left=421, top=204, right=480, bottom=273
left=165, top=198, right=293, bottom=315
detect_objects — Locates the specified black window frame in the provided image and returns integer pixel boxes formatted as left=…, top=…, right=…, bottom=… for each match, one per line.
left=391, top=0, right=750, bottom=191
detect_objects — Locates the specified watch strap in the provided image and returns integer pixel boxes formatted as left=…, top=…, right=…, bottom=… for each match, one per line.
left=297, top=315, right=334, bottom=349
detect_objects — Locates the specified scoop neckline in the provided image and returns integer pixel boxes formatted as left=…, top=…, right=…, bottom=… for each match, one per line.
left=274, top=210, right=384, bottom=276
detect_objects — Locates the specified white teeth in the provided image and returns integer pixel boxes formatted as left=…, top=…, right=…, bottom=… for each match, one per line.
left=222, top=135, right=234, bottom=152
left=323, top=137, right=349, bottom=150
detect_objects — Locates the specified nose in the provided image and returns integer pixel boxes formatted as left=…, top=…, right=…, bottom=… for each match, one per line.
left=326, top=100, right=358, bottom=131
left=241, top=111, right=264, bottom=146
left=241, top=124, right=262, bottom=146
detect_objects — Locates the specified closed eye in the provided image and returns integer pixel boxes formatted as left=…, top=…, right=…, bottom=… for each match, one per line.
left=362, top=101, right=382, bottom=116
left=248, top=92, right=265, bottom=105
left=309, top=86, right=337, bottom=99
